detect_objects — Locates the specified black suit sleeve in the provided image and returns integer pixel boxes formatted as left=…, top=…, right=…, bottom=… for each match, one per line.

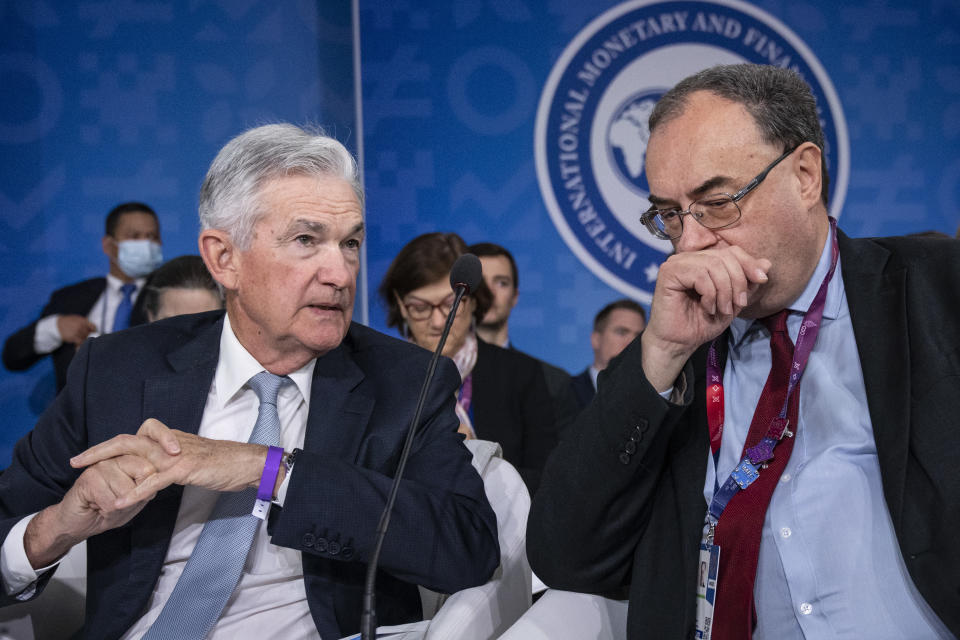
left=269, top=356, right=500, bottom=594
left=0, top=339, right=93, bottom=603
left=527, top=335, right=694, bottom=593
left=3, top=279, right=107, bottom=389
left=2, top=289, right=69, bottom=372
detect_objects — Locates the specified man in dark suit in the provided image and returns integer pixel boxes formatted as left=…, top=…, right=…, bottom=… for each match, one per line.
left=469, top=241, right=579, bottom=449
left=469, top=242, right=519, bottom=350
left=529, top=65, right=958, bottom=638
left=0, top=124, right=498, bottom=639
left=570, top=299, right=646, bottom=410
left=2, top=202, right=162, bottom=390
left=470, top=336, right=561, bottom=493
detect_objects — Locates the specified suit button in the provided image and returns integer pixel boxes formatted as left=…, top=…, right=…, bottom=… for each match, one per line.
left=328, top=540, right=341, bottom=555
left=341, top=546, right=355, bottom=560
left=619, top=452, right=631, bottom=465
left=315, top=537, right=328, bottom=553
left=302, top=533, right=315, bottom=548
left=624, top=440, right=637, bottom=454
left=630, top=428, right=642, bottom=442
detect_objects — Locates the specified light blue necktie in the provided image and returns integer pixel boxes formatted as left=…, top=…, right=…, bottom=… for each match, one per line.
left=112, top=283, right=137, bottom=332
left=144, top=371, right=287, bottom=640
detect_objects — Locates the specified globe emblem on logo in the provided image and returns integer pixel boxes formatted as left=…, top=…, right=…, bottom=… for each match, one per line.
left=607, top=91, right=663, bottom=195
left=534, top=0, right=848, bottom=303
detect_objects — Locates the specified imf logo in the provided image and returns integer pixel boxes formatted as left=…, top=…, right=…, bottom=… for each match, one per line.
left=534, top=0, right=848, bottom=303
left=608, top=91, right=663, bottom=195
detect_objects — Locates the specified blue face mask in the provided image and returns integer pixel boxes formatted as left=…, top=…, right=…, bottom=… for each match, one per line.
left=117, top=239, right=163, bottom=278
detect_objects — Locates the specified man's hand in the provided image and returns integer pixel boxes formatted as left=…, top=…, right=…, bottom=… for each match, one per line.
left=642, top=246, right=771, bottom=392
left=57, top=315, right=97, bottom=346
left=70, top=419, right=268, bottom=509
left=24, top=455, right=154, bottom=569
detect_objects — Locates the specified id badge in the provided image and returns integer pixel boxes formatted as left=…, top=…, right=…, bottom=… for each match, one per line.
left=695, top=542, right=720, bottom=639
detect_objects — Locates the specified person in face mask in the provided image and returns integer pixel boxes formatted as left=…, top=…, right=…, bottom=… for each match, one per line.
left=3, top=202, right=162, bottom=392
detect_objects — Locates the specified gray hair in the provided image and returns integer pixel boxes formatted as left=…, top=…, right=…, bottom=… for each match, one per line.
left=648, top=64, right=829, bottom=205
left=199, top=124, right=363, bottom=249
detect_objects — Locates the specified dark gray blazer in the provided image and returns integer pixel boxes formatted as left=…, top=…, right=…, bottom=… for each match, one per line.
left=528, top=231, right=960, bottom=638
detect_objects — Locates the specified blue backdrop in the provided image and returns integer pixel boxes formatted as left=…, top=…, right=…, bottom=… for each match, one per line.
left=1, top=0, right=958, bottom=465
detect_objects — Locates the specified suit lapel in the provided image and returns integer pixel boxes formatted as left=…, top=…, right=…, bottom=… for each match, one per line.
left=838, top=231, right=909, bottom=529
left=303, top=338, right=371, bottom=463
left=126, top=317, right=223, bottom=613
left=142, top=319, right=223, bottom=435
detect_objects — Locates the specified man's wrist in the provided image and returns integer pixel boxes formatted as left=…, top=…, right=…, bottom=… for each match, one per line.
left=247, top=444, right=270, bottom=490
left=640, top=332, right=693, bottom=393
left=24, top=504, right=79, bottom=570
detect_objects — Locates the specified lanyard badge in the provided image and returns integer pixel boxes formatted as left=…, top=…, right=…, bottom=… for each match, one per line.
left=694, top=218, right=839, bottom=638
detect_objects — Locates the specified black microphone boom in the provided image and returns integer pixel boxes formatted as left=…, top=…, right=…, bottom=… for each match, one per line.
left=360, top=253, right=482, bottom=640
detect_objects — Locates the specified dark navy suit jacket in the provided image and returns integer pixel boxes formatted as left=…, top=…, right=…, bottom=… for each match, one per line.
left=3, top=277, right=148, bottom=390
left=0, top=311, right=499, bottom=639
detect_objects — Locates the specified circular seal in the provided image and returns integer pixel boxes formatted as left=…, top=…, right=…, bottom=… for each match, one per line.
left=535, top=0, right=849, bottom=303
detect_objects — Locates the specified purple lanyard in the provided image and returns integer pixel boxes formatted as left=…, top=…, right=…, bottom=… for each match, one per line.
left=705, top=218, right=839, bottom=528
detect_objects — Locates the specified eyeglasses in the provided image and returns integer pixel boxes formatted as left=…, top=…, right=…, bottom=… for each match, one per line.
left=640, top=145, right=799, bottom=241
left=400, top=294, right=465, bottom=321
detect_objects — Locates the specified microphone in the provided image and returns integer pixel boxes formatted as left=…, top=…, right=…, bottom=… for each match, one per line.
left=449, top=252, right=482, bottom=296
left=360, top=254, right=482, bottom=640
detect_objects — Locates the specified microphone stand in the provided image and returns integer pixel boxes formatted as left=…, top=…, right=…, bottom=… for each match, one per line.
left=360, top=284, right=469, bottom=640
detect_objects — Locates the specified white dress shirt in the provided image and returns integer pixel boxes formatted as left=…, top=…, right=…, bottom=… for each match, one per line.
left=3, top=314, right=325, bottom=639
left=33, top=274, right=145, bottom=352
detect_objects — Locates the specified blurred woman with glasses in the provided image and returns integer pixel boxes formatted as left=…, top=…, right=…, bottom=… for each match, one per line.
left=379, top=232, right=561, bottom=493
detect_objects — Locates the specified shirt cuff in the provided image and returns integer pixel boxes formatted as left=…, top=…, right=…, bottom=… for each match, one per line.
left=657, top=371, right=688, bottom=406
left=33, top=315, right=63, bottom=354
left=1, top=513, right=60, bottom=598
left=273, top=466, right=292, bottom=507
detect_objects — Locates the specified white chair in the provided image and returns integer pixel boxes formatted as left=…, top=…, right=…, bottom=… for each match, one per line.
left=498, top=589, right=629, bottom=640
left=417, top=440, right=532, bottom=640
left=0, top=541, right=86, bottom=639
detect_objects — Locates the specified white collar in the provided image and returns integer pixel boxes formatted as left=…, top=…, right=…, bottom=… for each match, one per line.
left=105, top=273, right=145, bottom=293
left=213, top=314, right=316, bottom=410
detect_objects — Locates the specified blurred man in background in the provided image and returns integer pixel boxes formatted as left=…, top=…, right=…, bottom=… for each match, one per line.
left=3, top=202, right=162, bottom=390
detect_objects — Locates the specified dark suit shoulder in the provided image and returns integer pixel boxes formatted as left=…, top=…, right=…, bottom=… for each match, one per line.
left=83, top=309, right=224, bottom=372
left=28, top=277, right=105, bottom=321
left=50, top=277, right=107, bottom=298
left=342, top=322, right=462, bottom=390
left=39, top=277, right=106, bottom=315
left=344, top=322, right=436, bottom=366
left=476, top=338, right=543, bottom=375
left=841, top=231, right=960, bottom=272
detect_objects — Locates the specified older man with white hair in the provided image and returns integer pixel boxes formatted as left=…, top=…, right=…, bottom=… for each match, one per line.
left=0, top=124, right=499, bottom=639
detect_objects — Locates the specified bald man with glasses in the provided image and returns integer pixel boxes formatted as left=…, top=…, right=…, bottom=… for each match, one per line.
left=529, top=64, right=959, bottom=640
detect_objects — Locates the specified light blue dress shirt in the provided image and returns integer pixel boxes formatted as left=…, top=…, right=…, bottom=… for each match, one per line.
left=703, top=232, right=953, bottom=639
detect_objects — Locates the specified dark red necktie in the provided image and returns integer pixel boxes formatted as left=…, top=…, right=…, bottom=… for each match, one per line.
left=711, top=310, right=799, bottom=640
